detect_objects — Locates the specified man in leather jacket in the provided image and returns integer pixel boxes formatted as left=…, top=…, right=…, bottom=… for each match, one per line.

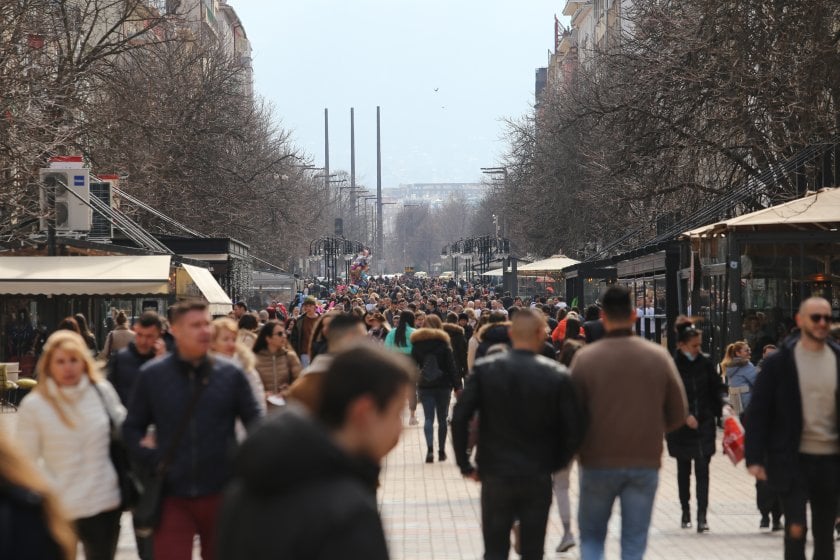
left=452, top=308, right=584, bottom=560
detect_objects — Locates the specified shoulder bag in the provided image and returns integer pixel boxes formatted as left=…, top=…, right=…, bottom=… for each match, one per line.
left=92, top=383, right=141, bottom=511
left=133, top=378, right=207, bottom=536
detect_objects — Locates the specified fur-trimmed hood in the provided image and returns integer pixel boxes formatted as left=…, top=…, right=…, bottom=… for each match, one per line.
left=441, top=323, right=465, bottom=338
left=477, top=321, right=511, bottom=343
left=410, top=327, right=451, bottom=346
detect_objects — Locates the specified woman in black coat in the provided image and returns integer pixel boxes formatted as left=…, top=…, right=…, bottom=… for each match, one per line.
left=410, top=315, right=461, bottom=464
left=666, top=320, right=725, bottom=533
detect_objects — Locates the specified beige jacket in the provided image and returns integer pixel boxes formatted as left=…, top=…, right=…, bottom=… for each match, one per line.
left=254, top=348, right=302, bottom=395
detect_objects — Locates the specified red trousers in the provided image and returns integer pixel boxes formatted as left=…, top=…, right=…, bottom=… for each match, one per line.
left=154, top=494, right=222, bottom=560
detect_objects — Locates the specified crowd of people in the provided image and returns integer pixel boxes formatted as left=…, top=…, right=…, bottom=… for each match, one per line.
left=1, top=273, right=839, bottom=560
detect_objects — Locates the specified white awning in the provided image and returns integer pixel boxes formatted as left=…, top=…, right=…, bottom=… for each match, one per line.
left=482, top=268, right=504, bottom=277
left=686, top=188, right=840, bottom=237
left=517, top=254, right=580, bottom=274
left=0, top=256, right=171, bottom=295
left=179, top=264, right=232, bottom=316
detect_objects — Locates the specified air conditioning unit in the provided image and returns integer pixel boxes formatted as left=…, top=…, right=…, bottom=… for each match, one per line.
left=39, top=168, right=91, bottom=232
left=89, top=180, right=113, bottom=239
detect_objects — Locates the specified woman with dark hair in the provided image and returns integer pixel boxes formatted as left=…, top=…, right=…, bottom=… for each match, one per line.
left=308, top=312, right=336, bottom=362
left=385, top=310, right=417, bottom=425
left=56, top=317, right=80, bottom=334
left=665, top=319, right=725, bottom=533
left=74, top=313, right=98, bottom=355
left=252, top=320, right=301, bottom=409
left=237, top=313, right=260, bottom=349
left=367, top=313, right=390, bottom=343
left=410, top=314, right=459, bottom=463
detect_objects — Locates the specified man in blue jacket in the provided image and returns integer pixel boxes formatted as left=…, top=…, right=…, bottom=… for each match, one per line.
left=124, top=301, right=263, bottom=560
left=746, top=297, right=840, bottom=560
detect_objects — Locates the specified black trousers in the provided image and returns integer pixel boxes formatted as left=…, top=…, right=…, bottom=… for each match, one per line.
left=481, top=474, right=552, bottom=560
left=757, top=479, right=783, bottom=521
left=676, top=456, right=711, bottom=514
left=75, top=508, right=121, bottom=560
left=780, top=454, right=840, bottom=560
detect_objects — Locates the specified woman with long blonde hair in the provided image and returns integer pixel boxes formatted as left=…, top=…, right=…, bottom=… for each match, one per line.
left=0, top=430, right=76, bottom=559
left=721, top=341, right=757, bottom=415
left=16, top=330, right=125, bottom=560
left=211, top=318, right=267, bottom=417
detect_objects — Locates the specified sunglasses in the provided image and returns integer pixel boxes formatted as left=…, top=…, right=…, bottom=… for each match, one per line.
left=809, top=314, right=833, bottom=324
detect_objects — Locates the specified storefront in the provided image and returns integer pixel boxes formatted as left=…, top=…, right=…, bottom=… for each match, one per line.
left=0, top=255, right=171, bottom=368
left=687, top=188, right=840, bottom=363
left=0, top=254, right=233, bottom=369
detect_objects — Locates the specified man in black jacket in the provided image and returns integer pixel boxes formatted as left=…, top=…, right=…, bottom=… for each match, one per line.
left=123, top=301, right=262, bottom=560
left=452, top=308, right=585, bottom=560
left=107, top=310, right=164, bottom=560
left=108, top=311, right=165, bottom=406
left=218, top=344, right=415, bottom=560
left=746, top=297, right=840, bottom=560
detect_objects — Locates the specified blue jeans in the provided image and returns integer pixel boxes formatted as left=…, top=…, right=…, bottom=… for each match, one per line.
left=579, top=467, right=659, bottom=560
left=418, top=387, right=451, bottom=451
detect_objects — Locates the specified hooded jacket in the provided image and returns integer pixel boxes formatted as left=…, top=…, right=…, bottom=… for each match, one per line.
left=218, top=408, right=389, bottom=560
left=442, top=323, right=468, bottom=384
left=475, top=322, right=511, bottom=361
left=410, top=328, right=461, bottom=390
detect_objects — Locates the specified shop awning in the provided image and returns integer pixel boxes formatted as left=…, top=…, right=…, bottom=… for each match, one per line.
left=179, top=264, right=232, bottom=316
left=481, top=268, right=504, bottom=277
left=517, top=254, right=580, bottom=274
left=686, top=188, right=840, bottom=237
left=0, top=256, right=171, bottom=295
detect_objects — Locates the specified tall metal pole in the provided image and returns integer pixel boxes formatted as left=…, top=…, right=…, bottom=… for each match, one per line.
left=324, top=108, right=330, bottom=206
left=350, top=107, right=356, bottom=240
left=376, top=106, right=384, bottom=274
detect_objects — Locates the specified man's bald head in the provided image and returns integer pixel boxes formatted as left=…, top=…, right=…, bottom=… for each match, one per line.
left=797, top=297, right=833, bottom=345
left=510, top=308, right=547, bottom=352
left=799, top=297, right=831, bottom=316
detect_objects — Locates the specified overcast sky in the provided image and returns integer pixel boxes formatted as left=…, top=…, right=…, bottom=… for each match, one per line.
left=235, top=1, right=568, bottom=188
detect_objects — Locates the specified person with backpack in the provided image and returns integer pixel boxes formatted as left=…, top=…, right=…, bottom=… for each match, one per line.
left=410, top=314, right=461, bottom=463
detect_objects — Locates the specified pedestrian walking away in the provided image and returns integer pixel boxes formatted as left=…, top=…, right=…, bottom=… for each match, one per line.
left=746, top=297, right=840, bottom=560
left=410, top=314, right=461, bottom=463
left=570, top=285, right=688, bottom=560
left=218, top=344, right=415, bottom=560
left=452, top=308, right=585, bottom=560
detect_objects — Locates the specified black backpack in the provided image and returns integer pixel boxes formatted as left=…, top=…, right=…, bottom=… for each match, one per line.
left=420, top=353, right=444, bottom=384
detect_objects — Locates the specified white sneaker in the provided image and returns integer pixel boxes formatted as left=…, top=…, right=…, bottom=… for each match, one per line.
left=556, top=534, right=576, bottom=553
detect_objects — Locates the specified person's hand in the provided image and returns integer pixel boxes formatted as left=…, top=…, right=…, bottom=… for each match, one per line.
left=140, top=432, right=157, bottom=449
left=153, top=338, right=167, bottom=357
left=748, top=465, right=767, bottom=481
left=686, top=415, right=699, bottom=429
left=722, top=404, right=735, bottom=418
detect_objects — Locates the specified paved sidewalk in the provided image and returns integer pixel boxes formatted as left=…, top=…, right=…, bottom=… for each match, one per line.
left=379, top=411, right=811, bottom=560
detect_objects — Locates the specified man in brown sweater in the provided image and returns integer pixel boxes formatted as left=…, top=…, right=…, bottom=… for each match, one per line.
left=570, top=285, right=687, bottom=560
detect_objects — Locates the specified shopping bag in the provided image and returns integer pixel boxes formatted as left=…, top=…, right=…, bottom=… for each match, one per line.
left=722, top=416, right=745, bottom=465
